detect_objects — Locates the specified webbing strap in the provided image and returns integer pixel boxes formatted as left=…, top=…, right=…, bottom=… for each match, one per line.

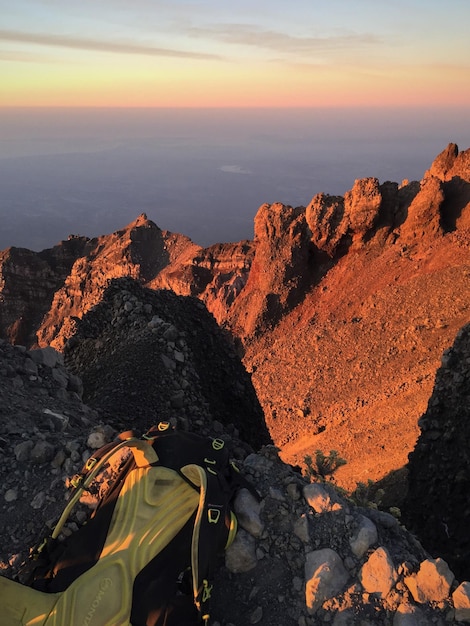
left=180, top=464, right=206, bottom=612
left=51, top=439, right=158, bottom=540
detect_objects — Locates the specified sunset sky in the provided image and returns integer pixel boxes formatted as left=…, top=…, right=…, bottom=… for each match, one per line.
left=1, top=0, right=469, bottom=108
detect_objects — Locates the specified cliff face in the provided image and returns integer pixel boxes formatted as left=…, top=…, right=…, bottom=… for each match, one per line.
left=148, top=239, right=255, bottom=329
left=226, top=202, right=312, bottom=337
left=1, top=143, right=468, bottom=351
left=0, top=237, right=90, bottom=347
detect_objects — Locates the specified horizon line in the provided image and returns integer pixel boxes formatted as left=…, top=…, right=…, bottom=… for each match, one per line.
left=1, top=103, right=469, bottom=110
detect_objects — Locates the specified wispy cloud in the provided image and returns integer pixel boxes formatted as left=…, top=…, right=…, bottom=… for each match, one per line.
left=0, top=29, right=223, bottom=61
left=186, top=23, right=380, bottom=56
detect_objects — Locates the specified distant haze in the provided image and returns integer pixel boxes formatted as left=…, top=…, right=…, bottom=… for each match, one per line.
left=1, top=106, right=469, bottom=251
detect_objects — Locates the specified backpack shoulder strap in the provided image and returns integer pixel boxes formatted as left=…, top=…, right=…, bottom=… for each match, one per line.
left=180, top=463, right=237, bottom=624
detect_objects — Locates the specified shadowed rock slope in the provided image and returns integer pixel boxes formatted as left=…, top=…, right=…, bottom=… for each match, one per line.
left=403, top=323, right=470, bottom=582
left=63, top=277, right=270, bottom=451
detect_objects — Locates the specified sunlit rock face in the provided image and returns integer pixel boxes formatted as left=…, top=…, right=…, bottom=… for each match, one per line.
left=2, top=144, right=469, bottom=349
left=149, top=240, right=256, bottom=330
left=425, top=142, right=470, bottom=183
left=306, top=192, right=346, bottom=256
left=399, top=175, right=445, bottom=243
left=306, top=178, right=419, bottom=255
left=226, top=202, right=312, bottom=338
left=421, top=142, right=470, bottom=231
left=0, top=237, right=89, bottom=347
left=0, top=214, right=201, bottom=350
left=36, top=214, right=181, bottom=350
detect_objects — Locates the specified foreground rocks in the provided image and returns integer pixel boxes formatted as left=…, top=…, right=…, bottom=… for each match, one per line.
left=0, top=339, right=98, bottom=558
left=1, top=281, right=470, bottom=624
left=212, top=445, right=470, bottom=625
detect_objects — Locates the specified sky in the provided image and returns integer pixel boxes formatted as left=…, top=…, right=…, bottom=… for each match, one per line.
left=1, top=0, right=470, bottom=108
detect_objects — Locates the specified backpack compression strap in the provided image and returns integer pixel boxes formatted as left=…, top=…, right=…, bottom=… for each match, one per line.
left=51, top=437, right=158, bottom=541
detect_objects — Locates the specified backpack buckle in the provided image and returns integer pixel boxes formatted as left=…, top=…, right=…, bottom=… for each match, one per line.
left=85, top=457, right=97, bottom=471
left=202, top=579, right=213, bottom=602
left=208, top=508, right=221, bottom=524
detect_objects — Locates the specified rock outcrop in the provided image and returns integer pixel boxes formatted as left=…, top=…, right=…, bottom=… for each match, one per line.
left=425, top=142, right=470, bottom=182
left=0, top=236, right=89, bottom=346
left=35, top=215, right=202, bottom=350
left=424, top=142, right=470, bottom=231
left=226, top=202, right=312, bottom=337
left=305, top=178, right=420, bottom=256
left=149, top=239, right=255, bottom=329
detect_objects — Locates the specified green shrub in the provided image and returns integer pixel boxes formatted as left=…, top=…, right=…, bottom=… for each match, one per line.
left=304, top=449, right=347, bottom=482
left=350, top=479, right=384, bottom=509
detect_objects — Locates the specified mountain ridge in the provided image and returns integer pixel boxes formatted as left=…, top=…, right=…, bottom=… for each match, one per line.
left=1, top=143, right=467, bottom=343
left=1, top=143, right=468, bottom=493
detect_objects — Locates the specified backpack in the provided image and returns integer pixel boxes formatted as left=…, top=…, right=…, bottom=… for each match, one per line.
left=0, top=421, right=247, bottom=626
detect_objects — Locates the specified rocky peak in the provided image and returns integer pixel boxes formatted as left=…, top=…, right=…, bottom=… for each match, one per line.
left=305, top=192, right=346, bottom=257
left=399, top=175, right=445, bottom=243
left=35, top=216, right=199, bottom=350
left=426, top=143, right=470, bottom=182
left=423, top=143, right=470, bottom=231
left=227, top=202, right=312, bottom=337
left=343, top=177, right=383, bottom=245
